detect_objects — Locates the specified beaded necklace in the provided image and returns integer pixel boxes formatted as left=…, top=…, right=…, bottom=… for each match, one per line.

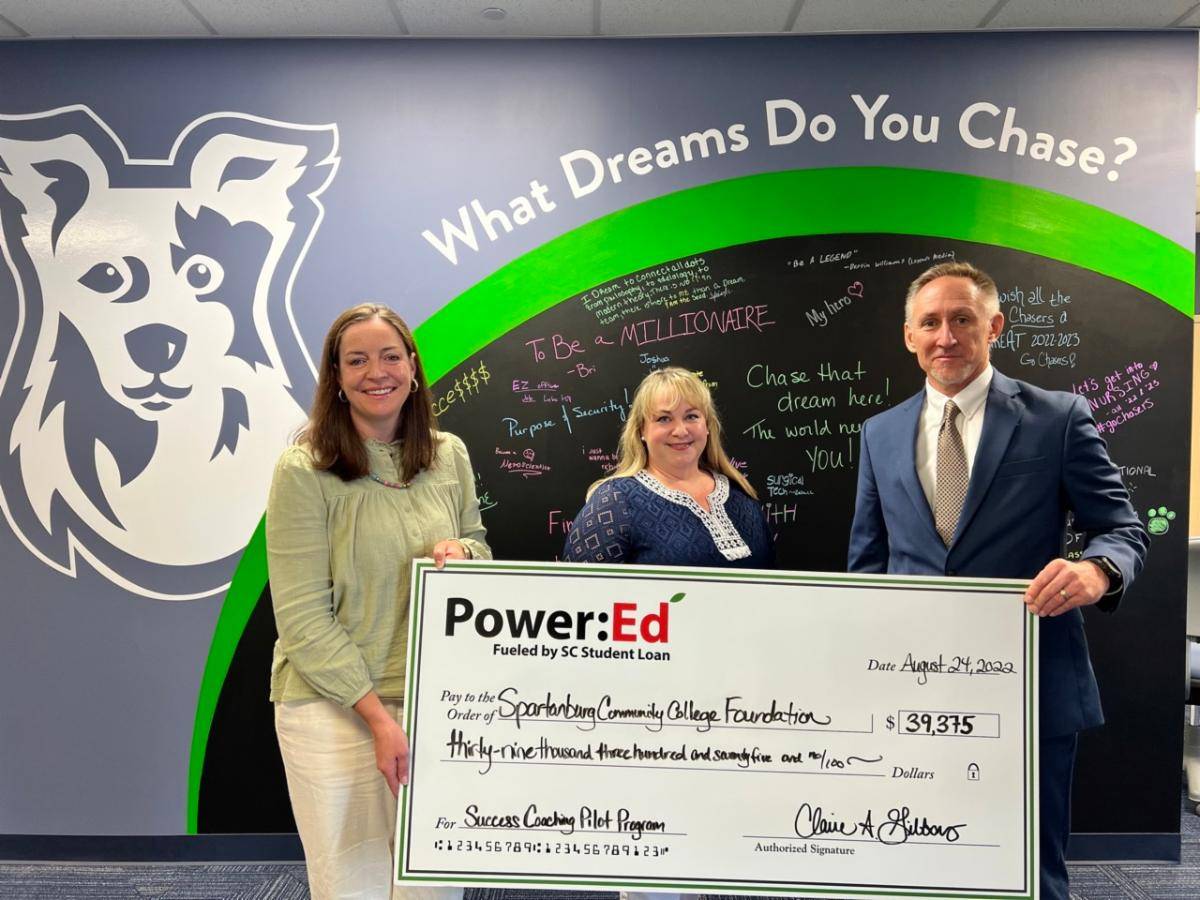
left=366, top=436, right=410, bottom=489
left=369, top=472, right=412, bottom=490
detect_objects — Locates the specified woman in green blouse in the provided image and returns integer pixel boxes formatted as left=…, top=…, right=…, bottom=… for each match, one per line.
left=267, top=303, right=489, bottom=900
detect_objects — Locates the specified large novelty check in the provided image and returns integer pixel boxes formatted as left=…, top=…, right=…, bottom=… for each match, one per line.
left=396, top=560, right=1039, bottom=899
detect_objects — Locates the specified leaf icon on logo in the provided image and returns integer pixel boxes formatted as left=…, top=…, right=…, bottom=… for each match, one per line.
left=669, top=592, right=686, bottom=603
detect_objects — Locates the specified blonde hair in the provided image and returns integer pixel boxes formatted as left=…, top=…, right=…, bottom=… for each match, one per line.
left=588, top=367, right=757, bottom=500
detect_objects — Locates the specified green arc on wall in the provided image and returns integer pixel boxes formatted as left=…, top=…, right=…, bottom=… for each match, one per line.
left=186, top=165, right=1194, bottom=832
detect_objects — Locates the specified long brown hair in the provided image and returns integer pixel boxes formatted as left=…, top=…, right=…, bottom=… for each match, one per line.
left=298, top=303, right=438, bottom=482
left=589, top=367, right=757, bottom=499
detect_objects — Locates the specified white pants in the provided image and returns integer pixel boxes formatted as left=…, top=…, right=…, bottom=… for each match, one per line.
left=276, top=698, right=464, bottom=900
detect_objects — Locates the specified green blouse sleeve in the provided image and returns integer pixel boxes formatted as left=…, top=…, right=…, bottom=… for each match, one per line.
left=266, top=447, right=374, bottom=708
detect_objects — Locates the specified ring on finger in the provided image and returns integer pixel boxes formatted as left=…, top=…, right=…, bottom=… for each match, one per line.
left=1059, top=589, right=1069, bottom=600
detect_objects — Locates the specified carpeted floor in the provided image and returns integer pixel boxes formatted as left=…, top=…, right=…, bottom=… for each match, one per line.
left=3, top=800, right=1199, bottom=899
left=0, top=864, right=1197, bottom=899
left=3, top=858, right=1199, bottom=899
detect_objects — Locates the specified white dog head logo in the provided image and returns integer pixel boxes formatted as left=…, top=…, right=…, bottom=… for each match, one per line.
left=0, top=108, right=337, bottom=598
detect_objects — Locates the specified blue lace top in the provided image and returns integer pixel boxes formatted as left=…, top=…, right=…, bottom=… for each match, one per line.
left=563, top=472, right=774, bottom=569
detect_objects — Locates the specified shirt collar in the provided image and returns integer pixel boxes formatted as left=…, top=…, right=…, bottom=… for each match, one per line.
left=924, top=364, right=993, bottom=421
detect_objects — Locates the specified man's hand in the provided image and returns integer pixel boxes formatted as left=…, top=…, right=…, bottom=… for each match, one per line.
left=1024, top=558, right=1110, bottom=617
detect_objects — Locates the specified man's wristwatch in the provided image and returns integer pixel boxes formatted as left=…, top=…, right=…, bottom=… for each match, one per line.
left=1087, top=556, right=1123, bottom=596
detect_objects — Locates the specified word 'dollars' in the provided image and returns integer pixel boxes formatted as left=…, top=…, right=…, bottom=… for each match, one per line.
left=445, top=596, right=670, bottom=644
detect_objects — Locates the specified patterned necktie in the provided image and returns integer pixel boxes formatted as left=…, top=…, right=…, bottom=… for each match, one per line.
left=934, top=400, right=968, bottom=547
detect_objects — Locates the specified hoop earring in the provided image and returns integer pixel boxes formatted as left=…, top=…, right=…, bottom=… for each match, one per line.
left=410, top=378, right=420, bottom=392
left=338, top=389, right=347, bottom=403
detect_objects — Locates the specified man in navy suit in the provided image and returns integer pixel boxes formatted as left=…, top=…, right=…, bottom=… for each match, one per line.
left=848, top=261, right=1147, bottom=900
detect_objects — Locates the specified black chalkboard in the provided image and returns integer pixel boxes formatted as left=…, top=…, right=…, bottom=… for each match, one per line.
left=434, top=234, right=1188, bottom=842
left=201, top=234, right=1186, bottom=847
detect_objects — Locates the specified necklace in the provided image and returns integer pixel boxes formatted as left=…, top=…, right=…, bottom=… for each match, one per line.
left=369, top=472, right=412, bottom=490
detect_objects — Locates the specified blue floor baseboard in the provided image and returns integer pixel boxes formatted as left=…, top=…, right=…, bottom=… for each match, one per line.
left=0, top=830, right=1184, bottom=865
left=1067, top=832, right=1182, bottom=863
left=0, top=833, right=304, bottom=862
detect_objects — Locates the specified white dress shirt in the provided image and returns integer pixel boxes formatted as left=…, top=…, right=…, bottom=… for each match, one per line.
left=915, top=365, right=994, bottom=512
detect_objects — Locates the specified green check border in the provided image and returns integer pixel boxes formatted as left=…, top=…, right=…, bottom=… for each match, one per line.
left=188, top=165, right=1179, bottom=834
left=395, top=560, right=1038, bottom=900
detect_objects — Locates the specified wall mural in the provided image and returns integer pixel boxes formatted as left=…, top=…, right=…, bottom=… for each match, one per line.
left=0, top=33, right=1190, bottom=849
left=0, top=109, right=332, bottom=598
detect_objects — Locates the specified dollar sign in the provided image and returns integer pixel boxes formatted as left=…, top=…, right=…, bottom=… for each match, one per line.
left=886, top=715, right=895, bottom=731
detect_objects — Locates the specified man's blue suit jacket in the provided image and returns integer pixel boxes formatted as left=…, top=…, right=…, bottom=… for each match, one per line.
left=848, top=369, right=1148, bottom=738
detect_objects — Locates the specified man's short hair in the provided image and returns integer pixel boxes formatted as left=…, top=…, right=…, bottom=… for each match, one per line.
left=905, top=261, right=1000, bottom=323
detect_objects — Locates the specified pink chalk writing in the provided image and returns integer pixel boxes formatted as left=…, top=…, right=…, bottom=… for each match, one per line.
left=1072, top=361, right=1160, bottom=435
left=618, top=304, right=774, bottom=347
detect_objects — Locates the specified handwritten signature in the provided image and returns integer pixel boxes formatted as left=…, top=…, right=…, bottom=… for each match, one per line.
left=793, top=801, right=965, bottom=845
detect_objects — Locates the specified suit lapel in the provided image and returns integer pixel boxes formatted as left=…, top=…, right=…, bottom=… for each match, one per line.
left=894, top=391, right=938, bottom=540
left=952, top=371, right=1023, bottom=546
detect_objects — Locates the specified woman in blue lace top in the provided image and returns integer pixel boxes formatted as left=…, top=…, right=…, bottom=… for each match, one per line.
left=563, top=366, right=773, bottom=570
left=562, top=367, right=771, bottom=900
